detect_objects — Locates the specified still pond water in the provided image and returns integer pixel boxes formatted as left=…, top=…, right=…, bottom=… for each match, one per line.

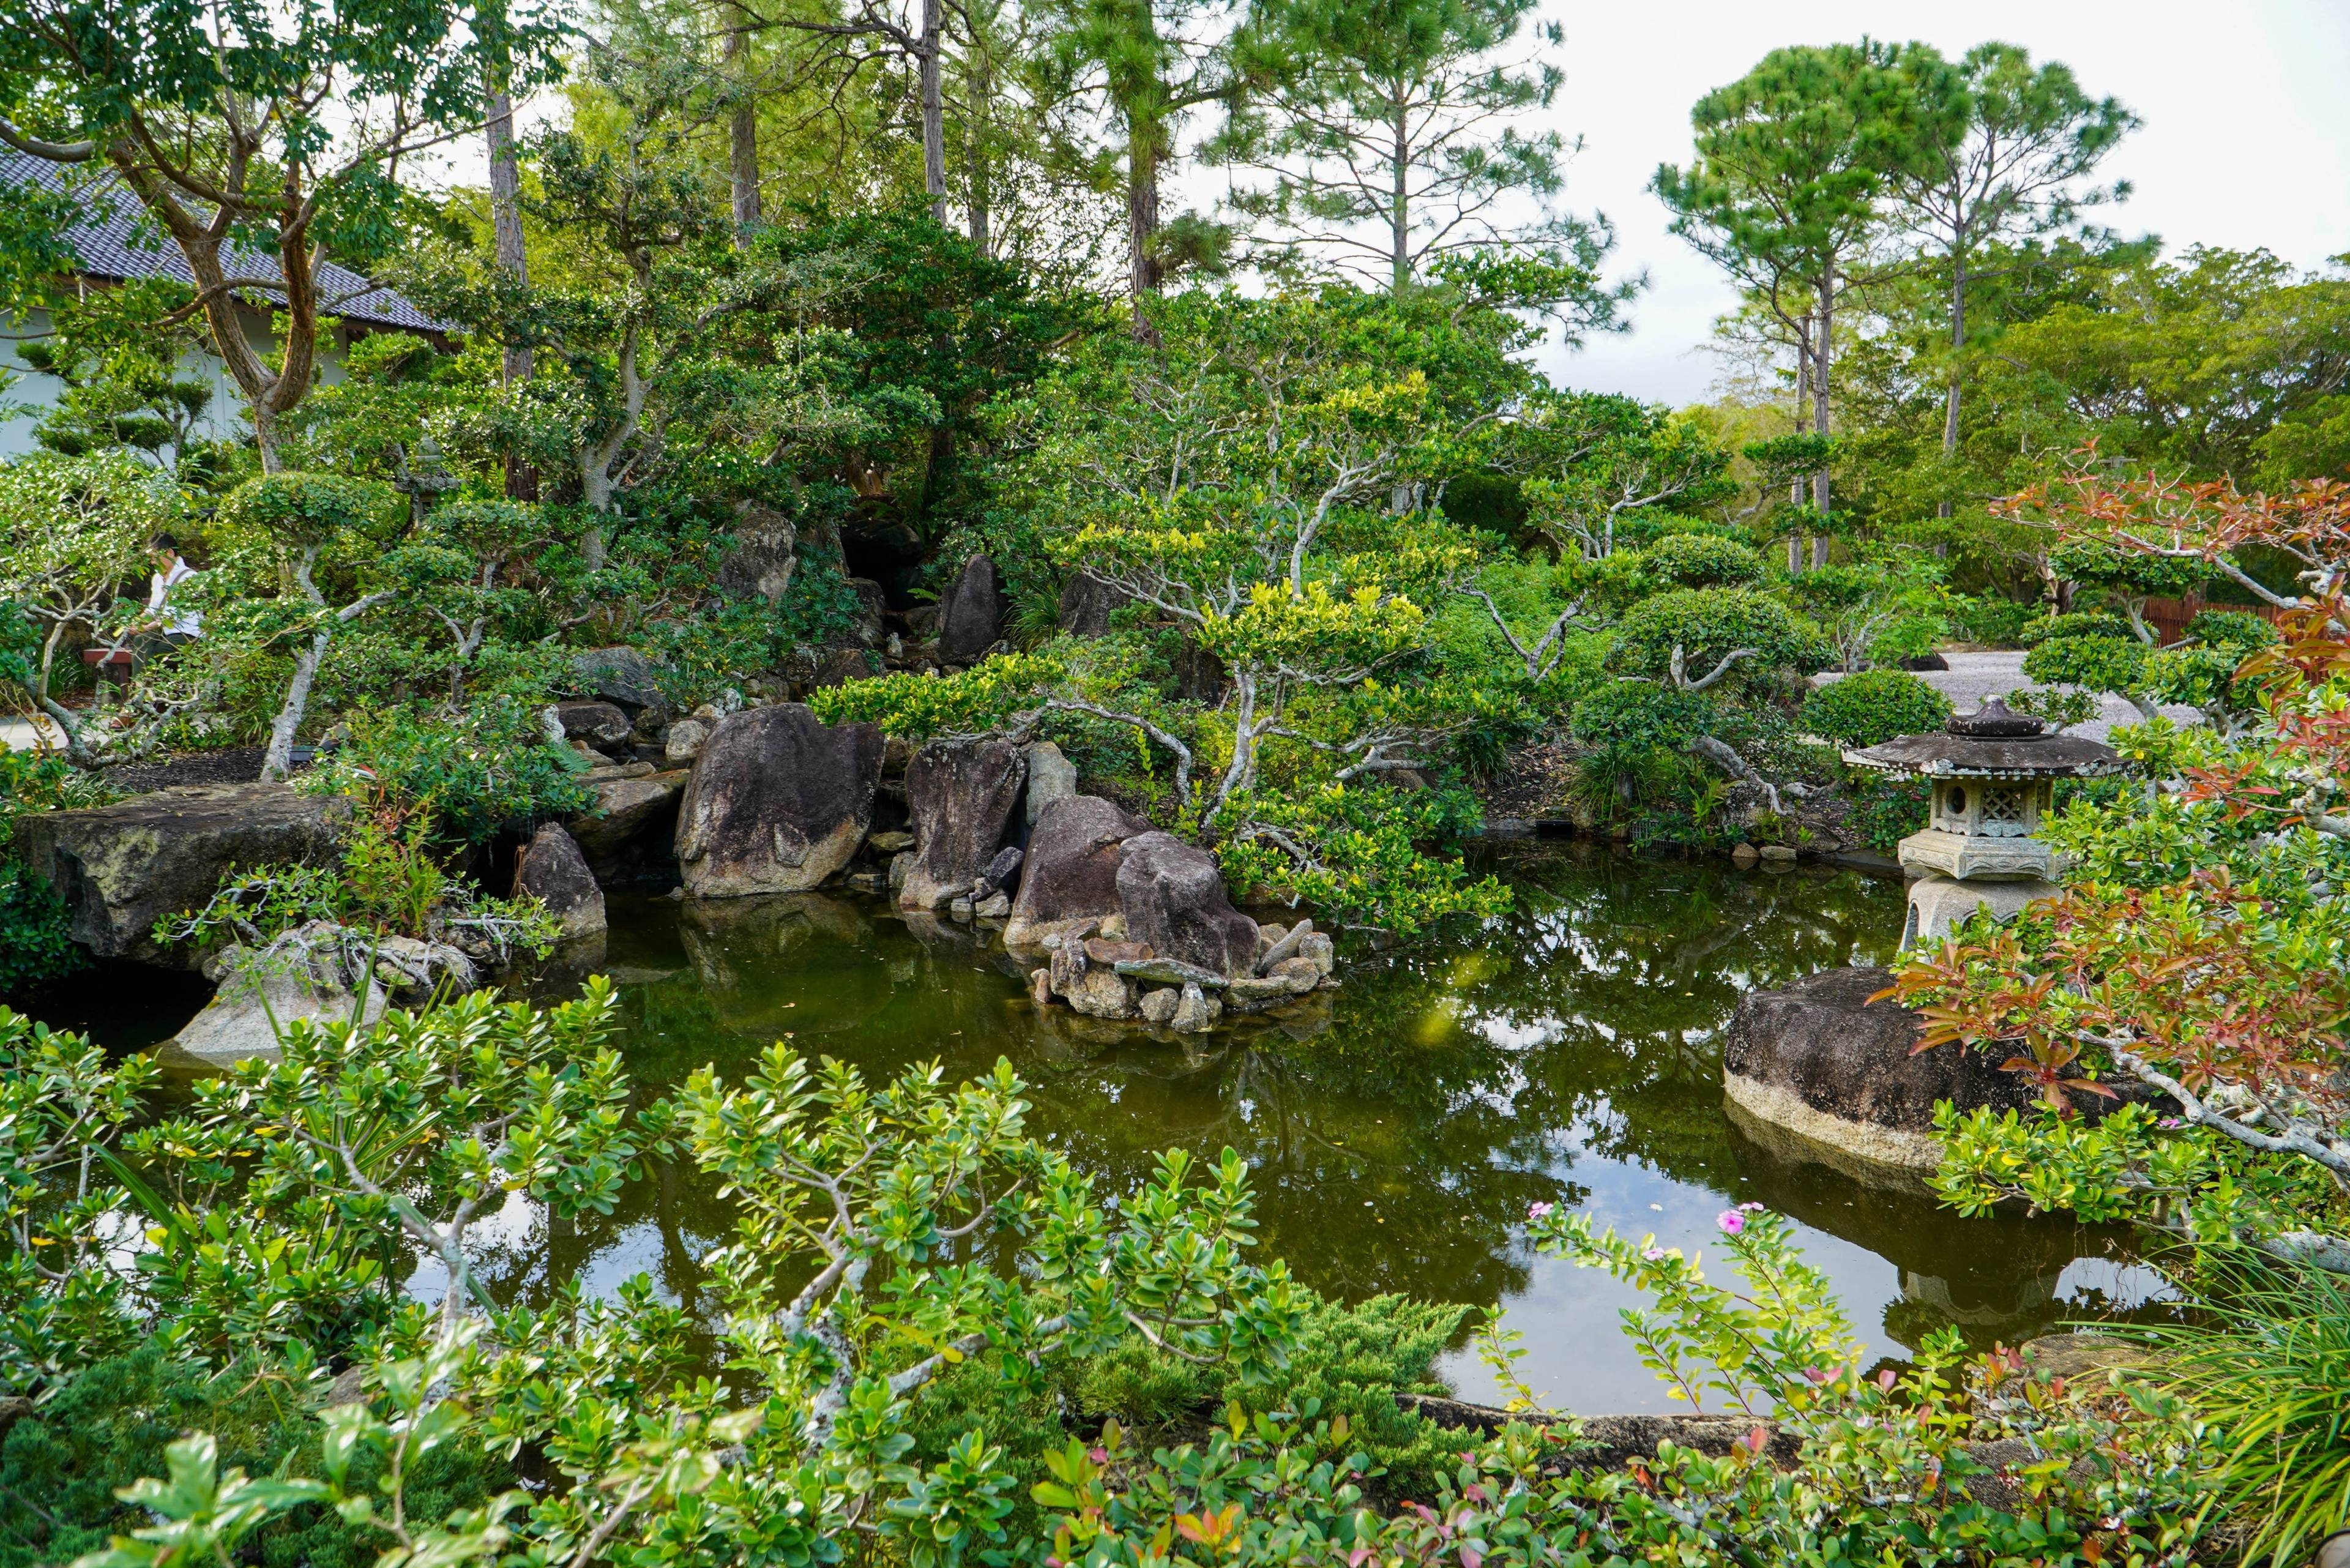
left=86, top=843, right=2176, bottom=1413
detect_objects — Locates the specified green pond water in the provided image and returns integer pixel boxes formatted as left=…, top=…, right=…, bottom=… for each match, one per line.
left=67, top=843, right=2176, bottom=1413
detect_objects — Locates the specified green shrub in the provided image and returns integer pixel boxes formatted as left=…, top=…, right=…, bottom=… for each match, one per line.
left=1607, top=589, right=1828, bottom=687
left=311, top=699, right=594, bottom=843
left=2018, top=610, right=2132, bottom=647
left=2181, top=609, right=2279, bottom=654
left=1639, top=533, right=1764, bottom=590
left=0, top=1346, right=509, bottom=1568
left=1955, top=594, right=2040, bottom=646
left=1845, top=775, right=1930, bottom=853
left=1799, top=670, right=1952, bottom=749
left=0, top=752, right=110, bottom=996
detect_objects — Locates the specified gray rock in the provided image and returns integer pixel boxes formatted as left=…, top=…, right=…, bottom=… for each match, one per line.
left=512, top=823, right=606, bottom=941
left=663, top=718, right=711, bottom=766
left=571, top=647, right=668, bottom=711
left=1255, top=918, right=1311, bottom=974
left=1269, top=955, right=1321, bottom=993
left=1021, top=741, right=1077, bottom=824
left=15, top=782, right=349, bottom=966
left=1113, top=956, right=1229, bottom=990
left=1721, top=965, right=2039, bottom=1170
left=844, top=578, right=889, bottom=649
left=1063, top=965, right=1138, bottom=1020
left=717, top=509, right=797, bottom=602
left=1296, top=931, right=1335, bottom=977
left=372, top=935, right=479, bottom=1004
left=888, top=851, right=912, bottom=892
left=900, top=737, right=1026, bottom=911
left=174, top=921, right=386, bottom=1064
left=1116, top=831, right=1259, bottom=978
left=1004, top=794, right=1146, bottom=951
left=1056, top=570, right=1136, bottom=637
left=868, top=830, right=916, bottom=854
left=974, top=890, right=1011, bottom=919
left=937, top=555, right=1006, bottom=665
left=973, top=845, right=1024, bottom=897
left=949, top=895, right=975, bottom=920
left=1138, top=986, right=1181, bottom=1025
left=1168, top=981, right=1220, bottom=1033
left=674, top=704, right=883, bottom=897
left=554, top=700, right=634, bottom=748
left=569, top=769, right=686, bottom=859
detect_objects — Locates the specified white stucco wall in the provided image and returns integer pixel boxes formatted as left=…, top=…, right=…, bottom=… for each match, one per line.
left=0, top=299, right=353, bottom=463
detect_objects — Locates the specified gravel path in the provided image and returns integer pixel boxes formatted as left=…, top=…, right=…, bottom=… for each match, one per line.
left=1816, top=651, right=2200, bottom=742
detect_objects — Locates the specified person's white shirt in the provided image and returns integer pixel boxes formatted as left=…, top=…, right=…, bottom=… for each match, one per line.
left=147, top=557, right=203, bottom=637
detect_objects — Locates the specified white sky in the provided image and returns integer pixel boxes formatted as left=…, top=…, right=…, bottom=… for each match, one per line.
left=1520, top=0, right=2350, bottom=406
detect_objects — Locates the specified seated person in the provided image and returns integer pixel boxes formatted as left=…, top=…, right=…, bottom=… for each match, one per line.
left=135, top=532, right=204, bottom=660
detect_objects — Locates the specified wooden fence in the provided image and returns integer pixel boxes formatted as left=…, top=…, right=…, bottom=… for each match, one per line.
left=2139, top=594, right=2292, bottom=646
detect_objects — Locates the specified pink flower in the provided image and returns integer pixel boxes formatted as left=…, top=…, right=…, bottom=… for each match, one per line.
left=1739, top=1201, right=1765, bottom=1212
left=1527, top=1201, right=1553, bottom=1221
left=1717, top=1209, right=1747, bottom=1235
left=1642, top=1246, right=1668, bottom=1261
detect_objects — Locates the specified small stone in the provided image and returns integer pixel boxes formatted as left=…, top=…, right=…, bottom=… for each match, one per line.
left=1758, top=844, right=1798, bottom=864
left=663, top=718, right=711, bottom=766
left=1029, top=967, right=1054, bottom=1007
left=1226, top=975, right=1297, bottom=1006
left=974, top=890, right=1010, bottom=919
left=1731, top=843, right=1760, bottom=868
left=1114, top=956, right=1230, bottom=990
left=1021, top=741, right=1078, bottom=825
left=1296, top=932, right=1335, bottom=977
left=889, top=851, right=912, bottom=891
left=1083, top=938, right=1154, bottom=964
left=1270, top=955, right=1321, bottom=993
left=949, top=895, right=975, bottom=920
left=1065, top=966, right=1138, bottom=1020
left=1138, top=987, right=1181, bottom=1025
left=1168, top=982, right=1221, bottom=1033
left=845, top=870, right=887, bottom=894
left=1098, top=912, right=1128, bottom=940
left=869, top=829, right=916, bottom=854
left=1256, top=922, right=1289, bottom=959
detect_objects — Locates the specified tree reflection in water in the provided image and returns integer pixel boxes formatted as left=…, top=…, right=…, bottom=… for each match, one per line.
left=458, top=843, right=2173, bottom=1412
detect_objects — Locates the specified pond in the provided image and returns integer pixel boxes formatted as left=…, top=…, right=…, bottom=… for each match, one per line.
left=57, top=843, right=2174, bottom=1413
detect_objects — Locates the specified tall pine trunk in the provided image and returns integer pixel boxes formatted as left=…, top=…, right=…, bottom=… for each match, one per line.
left=919, top=0, right=947, bottom=224
left=1126, top=121, right=1162, bottom=339
left=1389, top=95, right=1409, bottom=294
left=485, top=47, right=537, bottom=500
left=1810, top=263, right=1833, bottom=568
left=725, top=2, right=763, bottom=242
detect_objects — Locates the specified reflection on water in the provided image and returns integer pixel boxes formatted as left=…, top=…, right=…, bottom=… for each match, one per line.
left=444, top=844, right=2174, bottom=1413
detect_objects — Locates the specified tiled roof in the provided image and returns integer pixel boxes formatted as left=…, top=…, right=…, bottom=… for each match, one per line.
left=1, top=150, right=449, bottom=334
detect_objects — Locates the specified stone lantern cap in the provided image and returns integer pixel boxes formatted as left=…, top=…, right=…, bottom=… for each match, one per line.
left=1842, top=698, right=2124, bottom=780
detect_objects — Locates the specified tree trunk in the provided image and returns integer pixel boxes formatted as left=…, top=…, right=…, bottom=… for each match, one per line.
left=485, top=67, right=539, bottom=500
left=1390, top=96, right=1409, bottom=295
left=261, top=629, right=329, bottom=782
left=966, top=48, right=992, bottom=253
left=920, top=0, right=947, bottom=226
left=1936, top=237, right=1965, bottom=542
left=1126, top=121, right=1162, bottom=340
left=725, top=2, right=763, bottom=242
left=1788, top=313, right=1811, bottom=575
left=1811, top=263, right=1833, bottom=524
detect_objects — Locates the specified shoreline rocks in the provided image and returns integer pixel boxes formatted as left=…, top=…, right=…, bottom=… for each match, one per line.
left=675, top=704, right=882, bottom=897
left=900, top=737, right=1027, bottom=911
left=15, top=782, right=349, bottom=967
left=1721, top=965, right=2038, bottom=1170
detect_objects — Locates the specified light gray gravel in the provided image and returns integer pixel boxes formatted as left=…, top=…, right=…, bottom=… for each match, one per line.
left=1815, top=651, right=2201, bottom=743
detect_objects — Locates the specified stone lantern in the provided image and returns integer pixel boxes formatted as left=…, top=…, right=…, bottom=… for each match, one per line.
left=1843, top=698, right=2123, bottom=947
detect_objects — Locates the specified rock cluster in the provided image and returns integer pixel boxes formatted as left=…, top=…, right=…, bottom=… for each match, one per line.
left=1721, top=965, right=2040, bottom=1170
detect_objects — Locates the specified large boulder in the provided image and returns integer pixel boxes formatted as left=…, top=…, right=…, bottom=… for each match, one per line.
left=553, top=700, right=633, bottom=749
left=674, top=704, right=883, bottom=897
left=936, top=555, right=1006, bottom=664
left=844, top=578, right=889, bottom=649
left=570, top=646, right=669, bottom=711
left=1056, top=570, right=1135, bottom=637
left=172, top=920, right=386, bottom=1065
left=1021, top=741, right=1077, bottom=825
left=568, top=769, right=687, bottom=886
left=1721, top=965, right=2039, bottom=1170
left=900, top=737, right=1027, bottom=911
left=512, top=823, right=606, bottom=941
left=1003, top=794, right=1146, bottom=950
left=1115, top=831, right=1259, bottom=978
left=717, top=508, right=797, bottom=602
left=15, top=782, right=349, bottom=966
